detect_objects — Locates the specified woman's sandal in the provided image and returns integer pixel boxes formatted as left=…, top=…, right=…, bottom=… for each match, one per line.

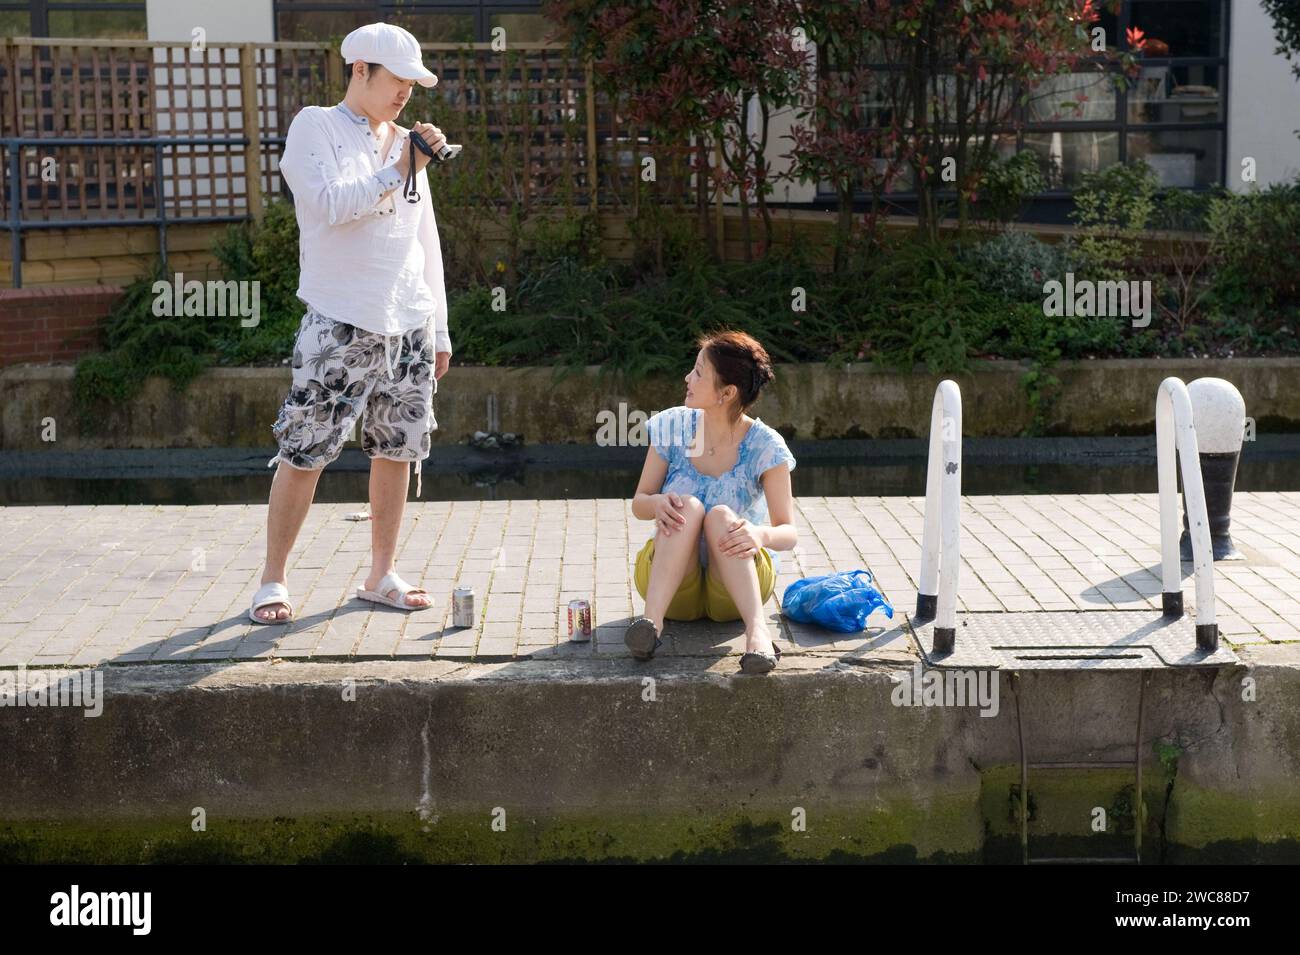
left=356, top=569, right=434, bottom=611
left=624, top=616, right=662, bottom=661
left=739, top=639, right=783, bottom=675
left=249, top=581, right=294, bottom=625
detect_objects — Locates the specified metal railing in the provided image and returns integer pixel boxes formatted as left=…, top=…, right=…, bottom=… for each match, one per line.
left=1156, top=376, right=1220, bottom=650
left=914, top=378, right=962, bottom=652
left=0, top=134, right=275, bottom=288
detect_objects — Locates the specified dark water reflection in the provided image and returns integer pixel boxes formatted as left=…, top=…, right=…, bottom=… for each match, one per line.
left=1, top=436, right=1298, bottom=505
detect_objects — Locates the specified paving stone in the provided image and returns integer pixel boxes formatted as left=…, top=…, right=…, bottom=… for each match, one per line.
left=3, top=493, right=1295, bottom=670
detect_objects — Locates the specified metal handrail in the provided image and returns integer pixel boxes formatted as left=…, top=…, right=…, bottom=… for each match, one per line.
left=1, top=134, right=276, bottom=288
left=1156, top=376, right=1220, bottom=650
left=915, top=378, right=962, bottom=652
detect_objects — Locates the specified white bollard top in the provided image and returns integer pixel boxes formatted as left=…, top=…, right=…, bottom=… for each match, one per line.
left=1187, top=377, right=1246, bottom=454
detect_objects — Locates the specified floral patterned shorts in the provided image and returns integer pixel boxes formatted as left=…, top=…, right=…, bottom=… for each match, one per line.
left=267, top=308, right=437, bottom=494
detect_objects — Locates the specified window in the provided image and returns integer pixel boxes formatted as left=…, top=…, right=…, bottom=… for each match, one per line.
left=0, top=7, right=31, bottom=36
left=817, top=0, right=1229, bottom=213
left=273, top=1, right=547, bottom=45
left=1, top=1, right=147, bottom=38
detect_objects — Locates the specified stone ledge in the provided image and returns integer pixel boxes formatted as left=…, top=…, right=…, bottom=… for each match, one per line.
left=3, top=358, right=1300, bottom=449
left=1, top=657, right=1297, bottom=862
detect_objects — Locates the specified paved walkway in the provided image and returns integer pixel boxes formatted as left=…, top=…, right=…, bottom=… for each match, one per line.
left=0, top=492, right=1297, bottom=667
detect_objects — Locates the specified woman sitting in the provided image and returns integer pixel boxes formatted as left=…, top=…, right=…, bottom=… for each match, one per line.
left=626, top=330, right=797, bottom=674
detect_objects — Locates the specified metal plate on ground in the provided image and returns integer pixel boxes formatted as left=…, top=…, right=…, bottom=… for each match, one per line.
left=907, top=611, right=1239, bottom=670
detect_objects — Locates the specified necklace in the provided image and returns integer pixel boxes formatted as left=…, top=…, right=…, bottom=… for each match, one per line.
left=702, top=416, right=739, bottom=456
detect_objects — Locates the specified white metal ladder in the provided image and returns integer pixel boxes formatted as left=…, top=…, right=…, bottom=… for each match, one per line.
left=911, top=376, right=1224, bottom=863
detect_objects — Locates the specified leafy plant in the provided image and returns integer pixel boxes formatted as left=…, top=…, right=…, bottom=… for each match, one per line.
left=1206, top=178, right=1300, bottom=324
left=960, top=229, right=1080, bottom=302
left=1070, top=159, right=1160, bottom=280
left=1154, top=741, right=1182, bottom=776
left=972, top=150, right=1049, bottom=231
left=1262, top=0, right=1300, bottom=89
left=1148, top=186, right=1219, bottom=333
left=72, top=258, right=216, bottom=432
left=209, top=197, right=305, bottom=365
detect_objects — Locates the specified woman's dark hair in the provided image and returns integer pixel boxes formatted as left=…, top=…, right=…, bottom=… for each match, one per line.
left=697, top=329, right=775, bottom=413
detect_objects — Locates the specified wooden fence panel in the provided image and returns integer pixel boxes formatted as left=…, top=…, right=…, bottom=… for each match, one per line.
left=0, top=38, right=693, bottom=229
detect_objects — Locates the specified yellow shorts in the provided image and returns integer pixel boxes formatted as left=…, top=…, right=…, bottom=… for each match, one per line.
left=633, top=536, right=777, bottom=622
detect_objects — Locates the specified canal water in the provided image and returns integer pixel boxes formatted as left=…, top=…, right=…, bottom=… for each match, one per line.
left=1, top=435, right=1297, bottom=506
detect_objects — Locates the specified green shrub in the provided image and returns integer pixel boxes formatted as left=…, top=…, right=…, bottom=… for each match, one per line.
left=974, top=151, right=1048, bottom=229
left=853, top=239, right=981, bottom=373
left=1139, top=186, right=1218, bottom=334
left=72, top=259, right=217, bottom=431
left=209, top=197, right=305, bottom=364
left=623, top=202, right=712, bottom=277
left=518, top=210, right=606, bottom=272
left=1207, top=178, right=1300, bottom=319
left=1070, top=160, right=1159, bottom=280
left=72, top=198, right=305, bottom=431
left=960, top=230, right=1081, bottom=302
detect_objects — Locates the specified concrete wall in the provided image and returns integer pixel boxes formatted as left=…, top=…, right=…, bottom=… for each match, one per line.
left=1, top=650, right=1297, bottom=862
left=2, top=359, right=1296, bottom=451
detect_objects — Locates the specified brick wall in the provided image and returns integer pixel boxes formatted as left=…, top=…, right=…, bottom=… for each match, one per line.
left=0, top=286, right=121, bottom=367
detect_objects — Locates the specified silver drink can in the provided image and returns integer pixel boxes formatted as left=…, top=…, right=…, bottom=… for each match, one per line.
left=567, top=599, right=592, bottom=641
left=452, top=586, right=475, bottom=628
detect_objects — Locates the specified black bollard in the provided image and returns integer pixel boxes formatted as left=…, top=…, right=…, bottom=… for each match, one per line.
left=1178, top=378, right=1245, bottom=562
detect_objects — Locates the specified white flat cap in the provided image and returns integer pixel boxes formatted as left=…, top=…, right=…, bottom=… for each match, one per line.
left=341, top=22, right=438, bottom=88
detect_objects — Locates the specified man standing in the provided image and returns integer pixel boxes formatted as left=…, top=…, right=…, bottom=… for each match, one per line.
left=249, top=22, right=451, bottom=624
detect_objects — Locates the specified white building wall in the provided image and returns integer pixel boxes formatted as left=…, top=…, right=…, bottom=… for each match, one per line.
left=145, top=0, right=276, bottom=212
left=1229, top=0, right=1300, bottom=189
left=146, top=0, right=273, bottom=43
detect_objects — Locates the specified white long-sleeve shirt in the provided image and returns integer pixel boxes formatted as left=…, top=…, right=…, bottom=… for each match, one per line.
left=278, top=101, right=452, bottom=373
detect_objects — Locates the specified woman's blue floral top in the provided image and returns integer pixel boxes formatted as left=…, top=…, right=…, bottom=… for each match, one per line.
left=645, top=405, right=797, bottom=569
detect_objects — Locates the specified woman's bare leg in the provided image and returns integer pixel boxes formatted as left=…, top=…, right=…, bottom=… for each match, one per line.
left=703, top=504, right=773, bottom=655
left=641, top=495, right=706, bottom=632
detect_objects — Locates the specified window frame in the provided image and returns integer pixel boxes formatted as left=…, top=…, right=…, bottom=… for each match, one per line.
left=1, top=1, right=147, bottom=38
left=272, top=0, right=546, bottom=44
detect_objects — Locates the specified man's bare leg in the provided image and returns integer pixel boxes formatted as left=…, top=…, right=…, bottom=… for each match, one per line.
left=255, top=461, right=324, bottom=621
left=363, top=457, right=430, bottom=607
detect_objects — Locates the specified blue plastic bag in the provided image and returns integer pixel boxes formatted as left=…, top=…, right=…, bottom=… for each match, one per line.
left=782, top=570, right=895, bottom=633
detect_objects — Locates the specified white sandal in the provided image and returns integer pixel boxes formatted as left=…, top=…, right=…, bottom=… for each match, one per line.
left=249, top=581, right=294, bottom=624
left=356, top=570, right=433, bottom=611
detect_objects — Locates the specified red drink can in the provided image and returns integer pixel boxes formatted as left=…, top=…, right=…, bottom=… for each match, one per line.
left=567, top=599, right=592, bottom=641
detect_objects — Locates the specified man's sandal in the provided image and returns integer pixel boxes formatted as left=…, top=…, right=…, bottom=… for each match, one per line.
left=249, top=581, right=294, bottom=624
left=739, top=640, right=782, bottom=675
left=624, top=616, right=662, bottom=661
left=356, top=569, right=434, bottom=611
